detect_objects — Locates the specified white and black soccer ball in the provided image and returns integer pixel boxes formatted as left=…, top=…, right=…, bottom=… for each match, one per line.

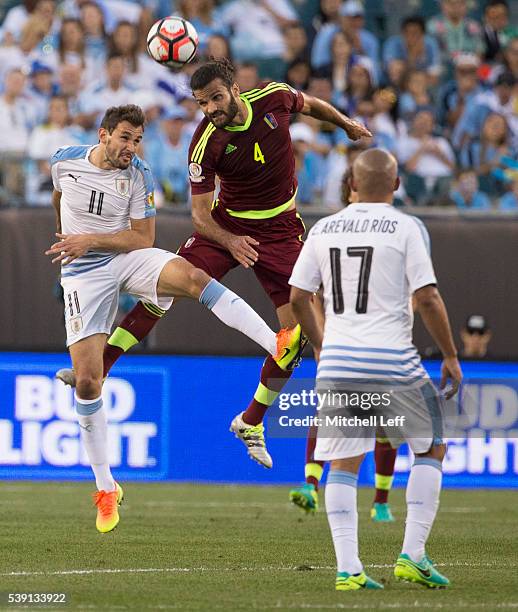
left=147, top=16, right=198, bottom=69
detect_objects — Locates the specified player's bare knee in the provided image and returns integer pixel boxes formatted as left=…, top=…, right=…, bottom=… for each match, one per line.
left=188, top=267, right=212, bottom=299
left=330, top=454, right=364, bottom=474
left=75, top=374, right=102, bottom=399
left=418, top=443, right=446, bottom=462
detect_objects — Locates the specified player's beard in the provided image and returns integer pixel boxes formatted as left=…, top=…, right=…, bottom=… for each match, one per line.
left=104, top=148, right=132, bottom=170
left=210, top=96, right=239, bottom=128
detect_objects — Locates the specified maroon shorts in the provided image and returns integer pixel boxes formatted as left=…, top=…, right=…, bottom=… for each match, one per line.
left=177, top=209, right=305, bottom=308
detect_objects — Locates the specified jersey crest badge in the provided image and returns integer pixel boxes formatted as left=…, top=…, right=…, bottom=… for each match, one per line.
left=189, top=162, right=204, bottom=183
left=69, top=316, right=83, bottom=335
left=225, top=144, right=237, bottom=154
left=264, top=113, right=278, bottom=129
left=115, top=177, right=130, bottom=196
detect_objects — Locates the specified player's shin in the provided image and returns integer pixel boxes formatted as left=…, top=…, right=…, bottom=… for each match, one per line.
left=75, top=395, right=115, bottom=492
left=402, top=457, right=442, bottom=562
left=103, top=301, right=165, bottom=378
left=325, top=470, right=362, bottom=575
left=305, top=425, right=325, bottom=489
left=373, top=439, right=397, bottom=504
left=241, top=356, right=292, bottom=425
left=199, top=279, right=277, bottom=355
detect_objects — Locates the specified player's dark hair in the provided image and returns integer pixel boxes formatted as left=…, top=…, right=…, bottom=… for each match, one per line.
left=401, top=15, right=426, bottom=32
left=100, top=104, right=145, bottom=133
left=190, top=57, right=236, bottom=91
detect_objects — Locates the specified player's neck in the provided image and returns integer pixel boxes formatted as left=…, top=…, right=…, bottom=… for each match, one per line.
left=89, top=145, right=118, bottom=171
left=355, top=194, right=394, bottom=205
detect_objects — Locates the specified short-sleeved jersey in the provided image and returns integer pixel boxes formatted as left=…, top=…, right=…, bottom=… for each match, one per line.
left=51, top=145, right=155, bottom=270
left=289, top=203, right=437, bottom=382
left=188, top=82, right=304, bottom=223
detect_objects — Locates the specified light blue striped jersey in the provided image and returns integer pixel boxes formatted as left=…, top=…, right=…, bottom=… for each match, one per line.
left=289, top=203, right=436, bottom=382
left=51, top=145, right=155, bottom=277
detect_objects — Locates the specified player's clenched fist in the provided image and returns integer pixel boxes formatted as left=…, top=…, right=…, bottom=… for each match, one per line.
left=225, top=235, right=259, bottom=268
left=45, top=233, right=92, bottom=264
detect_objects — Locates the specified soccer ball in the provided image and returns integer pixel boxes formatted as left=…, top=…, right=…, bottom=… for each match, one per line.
left=146, top=16, right=198, bottom=69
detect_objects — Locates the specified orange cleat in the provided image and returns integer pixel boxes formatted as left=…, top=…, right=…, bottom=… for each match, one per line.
left=93, top=482, right=124, bottom=533
left=274, top=324, right=308, bottom=371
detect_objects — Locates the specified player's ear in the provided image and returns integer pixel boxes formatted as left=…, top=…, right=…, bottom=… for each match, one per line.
left=98, top=127, right=108, bottom=144
left=394, top=176, right=400, bottom=192
left=231, top=82, right=240, bottom=97
left=350, top=173, right=358, bottom=193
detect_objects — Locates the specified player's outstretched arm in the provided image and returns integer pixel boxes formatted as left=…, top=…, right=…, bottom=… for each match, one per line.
left=51, top=189, right=62, bottom=234
left=290, top=287, right=324, bottom=361
left=45, top=217, right=155, bottom=264
left=414, top=284, right=463, bottom=398
left=192, top=192, right=259, bottom=268
left=300, top=92, right=372, bottom=141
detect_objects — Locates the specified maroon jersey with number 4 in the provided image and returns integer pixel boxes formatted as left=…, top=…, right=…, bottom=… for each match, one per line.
left=188, top=81, right=304, bottom=234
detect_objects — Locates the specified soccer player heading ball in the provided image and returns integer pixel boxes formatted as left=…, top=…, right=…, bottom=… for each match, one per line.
left=48, top=105, right=311, bottom=533
left=57, top=58, right=371, bottom=470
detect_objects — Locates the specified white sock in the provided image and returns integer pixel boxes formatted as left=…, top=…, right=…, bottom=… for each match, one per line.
left=199, top=279, right=277, bottom=355
left=75, top=395, right=116, bottom=492
left=325, top=470, right=362, bottom=575
left=402, top=458, right=443, bottom=562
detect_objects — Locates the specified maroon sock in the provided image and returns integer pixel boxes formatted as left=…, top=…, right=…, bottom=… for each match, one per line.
left=242, top=356, right=292, bottom=426
left=305, top=424, right=325, bottom=490
left=373, top=440, right=398, bottom=504
left=103, top=301, right=163, bottom=378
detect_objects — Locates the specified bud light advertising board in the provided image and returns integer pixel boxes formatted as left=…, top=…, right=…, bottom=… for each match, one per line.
left=0, top=353, right=517, bottom=487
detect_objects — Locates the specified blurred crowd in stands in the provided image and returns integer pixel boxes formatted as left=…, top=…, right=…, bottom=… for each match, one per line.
left=0, top=0, right=517, bottom=211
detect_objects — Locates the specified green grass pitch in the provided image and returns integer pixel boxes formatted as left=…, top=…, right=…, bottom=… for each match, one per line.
left=1, top=482, right=516, bottom=610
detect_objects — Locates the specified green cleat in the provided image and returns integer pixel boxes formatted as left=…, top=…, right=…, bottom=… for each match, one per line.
left=289, top=483, right=318, bottom=513
left=394, top=553, right=450, bottom=588
left=336, top=571, right=384, bottom=591
left=370, top=502, right=395, bottom=522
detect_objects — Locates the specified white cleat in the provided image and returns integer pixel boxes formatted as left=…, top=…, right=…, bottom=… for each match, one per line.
left=229, top=412, right=273, bottom=469
left=56, top=368, right=76, bottom=387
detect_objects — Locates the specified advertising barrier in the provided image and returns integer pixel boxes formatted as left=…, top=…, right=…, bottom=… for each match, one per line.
left=0, top=353, right=516, bottom=487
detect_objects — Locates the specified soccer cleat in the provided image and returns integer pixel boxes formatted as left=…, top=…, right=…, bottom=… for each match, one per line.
left=56, top=368, right=76, bottom=387
left=289, top=483, right=319, bottom=514
left=394, top=553, right=450, bottom=588
left=371, top=502, right=395, bottom=522
left=94, top=482, right=124, bottom=533
left=229, top=412, right=272, bottom=468
left=274, top=324, right=308, bottom=371
left=335, top=571, right=384, bottom=591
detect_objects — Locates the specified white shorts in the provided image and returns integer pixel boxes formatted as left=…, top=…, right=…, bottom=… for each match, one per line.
left=60, top=248, right=180, bottom=346
left=314, top=380, right=444, bottom=461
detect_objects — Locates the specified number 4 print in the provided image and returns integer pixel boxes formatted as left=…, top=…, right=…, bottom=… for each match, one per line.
left=329, top=246, right=373, bottom=314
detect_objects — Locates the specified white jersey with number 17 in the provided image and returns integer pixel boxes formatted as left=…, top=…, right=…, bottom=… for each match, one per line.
left=289, top=203, right=437, bottom=382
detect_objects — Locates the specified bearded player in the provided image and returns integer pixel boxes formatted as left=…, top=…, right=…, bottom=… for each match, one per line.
left=57, top=58, right=370, bottom=467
